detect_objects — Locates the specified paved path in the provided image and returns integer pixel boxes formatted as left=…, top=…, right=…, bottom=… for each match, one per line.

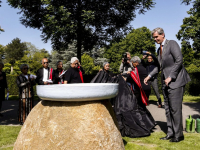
left=147, top=100, right=200, bottom=133
left=1, top=100, right=200, bottom=133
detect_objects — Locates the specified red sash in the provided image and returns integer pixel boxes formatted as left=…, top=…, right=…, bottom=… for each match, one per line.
left=78, top=66, right=84, bottom=83
left=49, top=68, right=53, bottom=80
left=130, top=68, right=148, bottom=106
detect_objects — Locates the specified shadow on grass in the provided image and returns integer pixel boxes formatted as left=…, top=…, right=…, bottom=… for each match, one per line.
left=123, top=139, right=127, bottom=146
left=155, top=121, right=167, bottom=134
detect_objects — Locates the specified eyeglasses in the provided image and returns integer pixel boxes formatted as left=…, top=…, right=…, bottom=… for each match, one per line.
left=43, top=62, right=49, bottom=64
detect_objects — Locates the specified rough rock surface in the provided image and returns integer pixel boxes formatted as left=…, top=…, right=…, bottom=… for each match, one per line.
left=14, top=100, right=125, bottom=150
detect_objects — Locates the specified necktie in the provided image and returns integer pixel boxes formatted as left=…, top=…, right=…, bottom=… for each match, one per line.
left=160, top=44, right=162, bottom=59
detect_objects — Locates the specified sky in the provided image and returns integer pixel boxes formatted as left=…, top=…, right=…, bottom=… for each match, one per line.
left=0, top=0, right=191, bottom=53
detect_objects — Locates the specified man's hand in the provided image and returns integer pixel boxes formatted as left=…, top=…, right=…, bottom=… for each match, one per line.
left=142, top=55, right=147, bottom=59
left=44, top=81, right=48, bottom=85
left=165, top=77, right=171, bottom=86
left=146, top=51, right=151, bottom=55
left=127, top=71, right=131, bottom=74
left=144, top=76, right=151, bottom=85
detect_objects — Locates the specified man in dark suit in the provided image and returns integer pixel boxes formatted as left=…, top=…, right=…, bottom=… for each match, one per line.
left=144, top=27, right=191, bottom=142
left=0, top=62, right=9, bottom=117
left=36, top=58, right=53, bottom=85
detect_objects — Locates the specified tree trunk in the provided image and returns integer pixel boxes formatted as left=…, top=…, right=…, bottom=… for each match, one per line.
left=11, top=65, right=13, bottom=74
left=77, top=0, right=82, bottom=63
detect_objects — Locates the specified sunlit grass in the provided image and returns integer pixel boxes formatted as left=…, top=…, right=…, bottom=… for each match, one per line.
left=124, top=131, right=200, bottom=150
left=0, top=125, right=21, bottom=150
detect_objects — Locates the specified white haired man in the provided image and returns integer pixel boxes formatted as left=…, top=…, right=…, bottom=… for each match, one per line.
left=64, top=57, right=85, bottom=84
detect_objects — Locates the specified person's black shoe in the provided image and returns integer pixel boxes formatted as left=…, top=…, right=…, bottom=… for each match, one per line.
left=160, top=135, right=174, bottom=140
left=169, top=136, right=184, bottom=142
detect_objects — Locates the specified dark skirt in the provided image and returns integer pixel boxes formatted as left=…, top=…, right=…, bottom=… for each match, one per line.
left=91, top=71, right=156, bottom=138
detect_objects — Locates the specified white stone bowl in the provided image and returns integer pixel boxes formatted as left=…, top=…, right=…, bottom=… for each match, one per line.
left=36, top=83, right=118, bottom=101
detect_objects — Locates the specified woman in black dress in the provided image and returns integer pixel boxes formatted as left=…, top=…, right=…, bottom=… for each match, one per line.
left=91, top=59, right=156, bottom=138
left=91, top=62, right=117, bottom=83
left=0, top=62, right=8, bottom=117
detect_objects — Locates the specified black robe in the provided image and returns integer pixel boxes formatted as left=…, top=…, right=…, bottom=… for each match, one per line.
left=91, top=71, right=156, bottom=138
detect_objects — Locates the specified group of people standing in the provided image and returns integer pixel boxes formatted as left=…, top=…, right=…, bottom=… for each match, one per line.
left=92, top=27, right=191, bottom=142
left=0, top=56, right=84, bottom=125
left=0, top=27, right=191, bottom=143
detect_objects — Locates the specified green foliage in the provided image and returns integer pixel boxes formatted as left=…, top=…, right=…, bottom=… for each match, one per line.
left=177, top=0, right=200, bottom=58
left=181, top=41, right=195, bottom=66
left=0, top=44, right=5, bottom=61
left=4, top=38, right=27, bottom=65
left=49, top=42, right=78, bottom=70
left=81, top=53, right=101, bottom=75
left=105, top=27, right=156, bottom=73
left=7, top=0, right=155, bottom=61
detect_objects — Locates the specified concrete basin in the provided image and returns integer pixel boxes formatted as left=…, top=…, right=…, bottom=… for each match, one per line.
left=36, top=83, right=118, bottom=101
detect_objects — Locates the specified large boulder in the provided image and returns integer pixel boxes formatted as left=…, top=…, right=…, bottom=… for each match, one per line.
left=14, top=100, right=125, bottom=150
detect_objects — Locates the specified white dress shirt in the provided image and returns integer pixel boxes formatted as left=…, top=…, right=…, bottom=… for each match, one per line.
left=43, top=68, right=49, bottom=81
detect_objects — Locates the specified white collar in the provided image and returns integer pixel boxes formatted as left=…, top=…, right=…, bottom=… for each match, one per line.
left=162, top=38, right=166, bottom=46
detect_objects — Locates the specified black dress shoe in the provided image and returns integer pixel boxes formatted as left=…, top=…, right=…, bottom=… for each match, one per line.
left=160, top=135, right=173, bottom=140
left=169, top=136, right=184, bottom=142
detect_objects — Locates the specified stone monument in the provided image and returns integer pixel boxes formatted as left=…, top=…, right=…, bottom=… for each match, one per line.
left=14, top=83, right=125, bottom=150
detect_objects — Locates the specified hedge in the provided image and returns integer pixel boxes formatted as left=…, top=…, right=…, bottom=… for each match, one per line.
left=5, top=73, right=200, bottom=96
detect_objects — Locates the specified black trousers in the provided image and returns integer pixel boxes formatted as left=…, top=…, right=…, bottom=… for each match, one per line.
left=162, top=84, right=184, bottom=138
left=0, top=88, right=5, bottom=112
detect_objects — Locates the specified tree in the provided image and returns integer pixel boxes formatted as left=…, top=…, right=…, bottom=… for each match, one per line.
left=49, top=42, right=78, bottom=70
left=181, top=40, right=194, bottom=67
left=7, top=0, right=155, bottom=62
left=0, top=44, right=5, bottom=61
left=4, top=38, right=27, bottom=73
left=177, top=0, right=200, bottom=58
left=81, top=53, right=101, bottom=75
left=104, top=26, right=156, bottom=73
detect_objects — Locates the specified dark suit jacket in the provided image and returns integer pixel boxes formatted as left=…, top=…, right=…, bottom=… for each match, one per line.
left=36, top=67, right=52, bottom=85
left=0, top=72, right=8, bottom=89
left=52, top=69, right=65, bottom=84
left=157, top=39, right=191, bottom=89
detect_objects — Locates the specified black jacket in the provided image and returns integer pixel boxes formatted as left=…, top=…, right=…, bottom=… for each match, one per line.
left=141, top=54, right=160, bottom=80
left=36, top=67, right=52, bottom=85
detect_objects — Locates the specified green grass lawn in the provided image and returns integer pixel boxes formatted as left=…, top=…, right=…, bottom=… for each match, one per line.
left=149, top=95, right=200, bottom=103
left=1, top=125, right=200, bottom=150
left=0, top=126, right=21, bottom=150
